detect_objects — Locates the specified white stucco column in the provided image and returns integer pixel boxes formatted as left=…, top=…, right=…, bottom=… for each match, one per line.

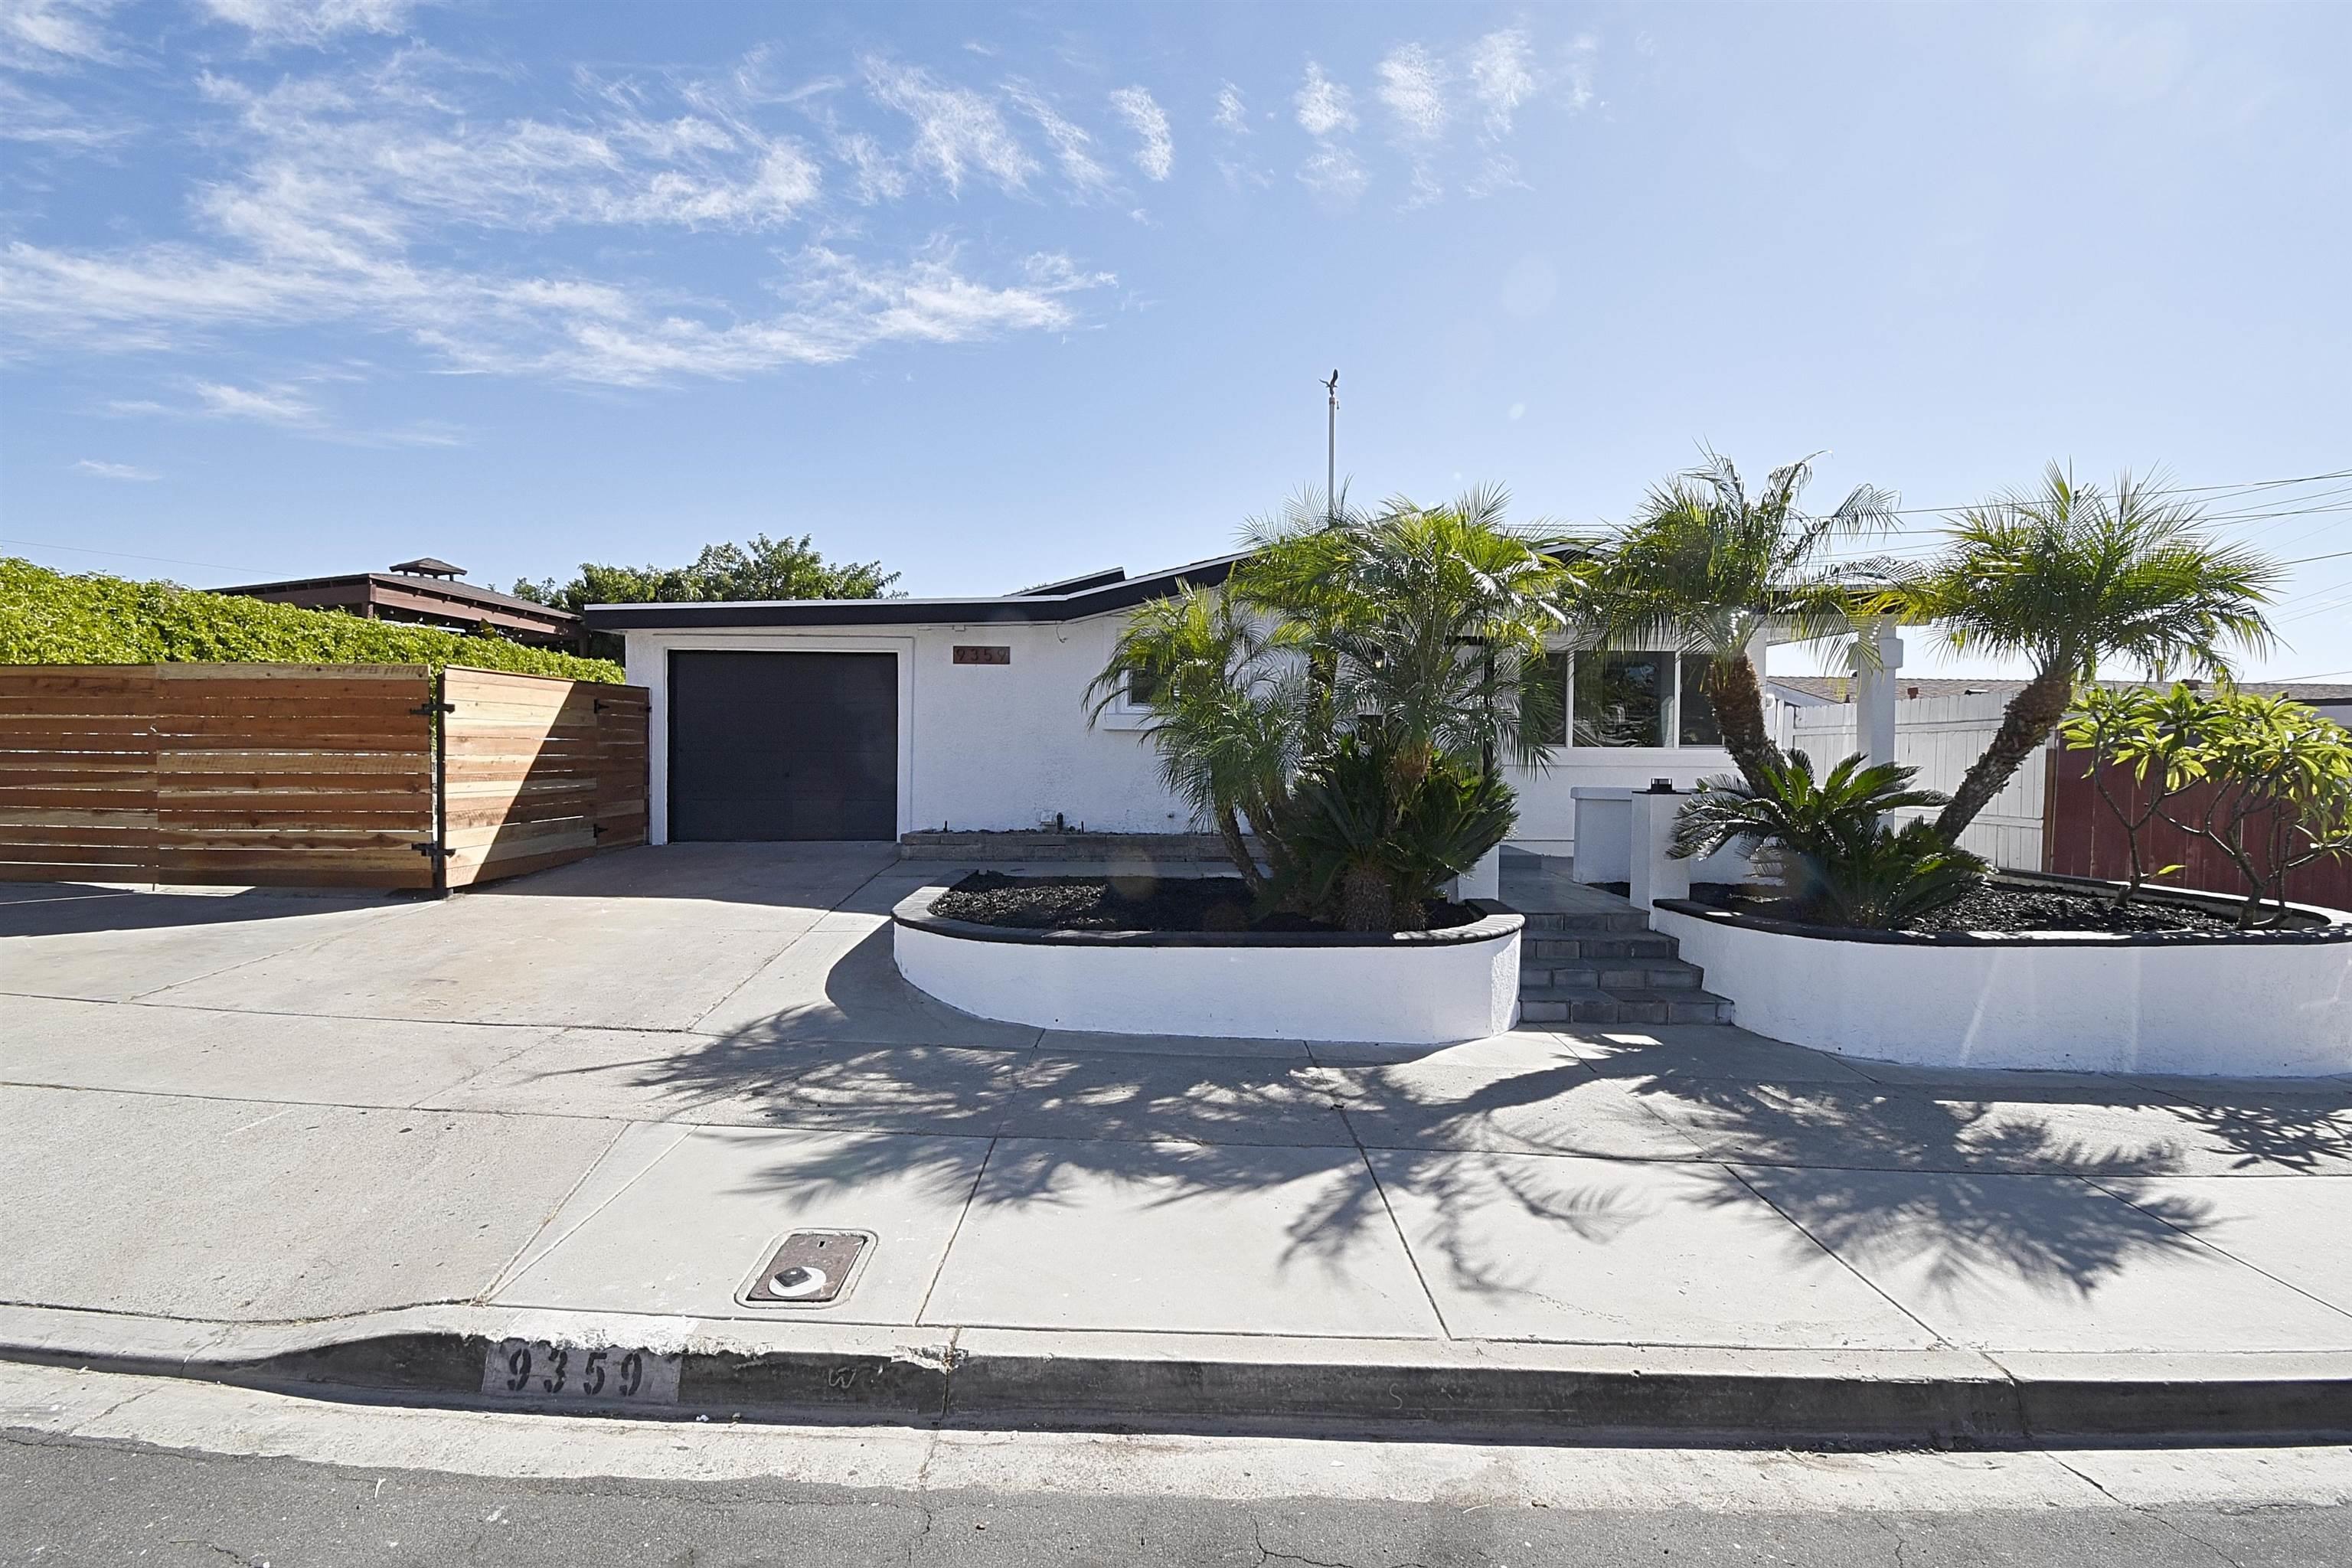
left=1852, top=620, right=1904, bottom=770
left=1455, top=845, right=1501, bottom=903
left=1628, top=786, right=1691, bottom=910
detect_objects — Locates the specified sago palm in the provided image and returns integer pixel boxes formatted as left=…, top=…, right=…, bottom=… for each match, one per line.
left=1583, top=449, right=1899, bottom=789
left=1916, top=465, right=2278, bottom=840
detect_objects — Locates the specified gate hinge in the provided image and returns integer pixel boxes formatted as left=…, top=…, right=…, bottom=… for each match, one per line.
left=412, top=701, right=457, bottom=716
left=413, top=841, right=449, bottom=859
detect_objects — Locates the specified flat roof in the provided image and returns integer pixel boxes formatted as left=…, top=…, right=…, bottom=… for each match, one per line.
left=218, top=572, right=580, bottom=622
left=582, top=551, right=1245, bottom=630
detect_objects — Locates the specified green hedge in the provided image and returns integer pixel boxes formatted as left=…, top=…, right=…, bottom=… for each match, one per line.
left=0, top=557, right=626, bottom=684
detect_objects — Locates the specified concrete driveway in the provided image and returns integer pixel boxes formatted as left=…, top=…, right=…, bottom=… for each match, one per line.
left=5, top=843, right=2352, bottom=1394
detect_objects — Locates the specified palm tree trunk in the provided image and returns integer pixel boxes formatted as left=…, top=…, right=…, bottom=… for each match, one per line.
left=1936, top=665, right=2074, bottom=841
left=1217, top=803, right=1266, bottom=897
left=1338, top=862, right=1395, bottom=933
left=1704, top=655, right=1784, bottom=788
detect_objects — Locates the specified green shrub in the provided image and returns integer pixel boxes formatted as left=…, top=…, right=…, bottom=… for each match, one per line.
left=1671, top=749, right=1988, bottom=929
left=0, top=557, right=626, bottom=683
left=1276, top=736, right=1518, bottom=930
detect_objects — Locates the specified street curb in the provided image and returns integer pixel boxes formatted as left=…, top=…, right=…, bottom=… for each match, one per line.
left=5, top=1305, right=2349, bottom=1446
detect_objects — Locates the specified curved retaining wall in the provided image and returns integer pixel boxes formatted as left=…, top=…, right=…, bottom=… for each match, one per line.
left=1653, top=883, right=2352, bottom=1077
left=892, top=890, right=1523, bottom=1044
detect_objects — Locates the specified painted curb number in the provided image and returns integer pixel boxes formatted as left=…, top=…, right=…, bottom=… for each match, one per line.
left=479, top=1339, right=681, bottom=1406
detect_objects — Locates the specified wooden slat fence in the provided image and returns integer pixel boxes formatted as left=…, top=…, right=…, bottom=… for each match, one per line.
left=440, top=667, right=647, bottom=888
left=2043, top=748, right=2352, bottom=913
left=0, top=663, right=646, bottom=892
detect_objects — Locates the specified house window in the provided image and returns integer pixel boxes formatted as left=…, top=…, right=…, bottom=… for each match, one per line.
left=1125, top=666, right=1166, bottom=707
left=1544, top=649, right=1727, bottom=749
left=1677, top=655, right=1723, bottom=746
left=1573, top=652, right=1668, bottom=747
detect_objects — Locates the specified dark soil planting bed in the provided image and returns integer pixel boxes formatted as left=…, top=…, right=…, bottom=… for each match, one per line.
left=933, top=871, right=1482, bottom=935
left=1692, top=876, right=2271, bottom=936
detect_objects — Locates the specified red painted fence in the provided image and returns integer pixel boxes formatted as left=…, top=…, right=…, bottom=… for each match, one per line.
left=2043, top=748, right=2352, bottom=914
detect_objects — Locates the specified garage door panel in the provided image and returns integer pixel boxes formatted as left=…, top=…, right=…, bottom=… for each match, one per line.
left=668, top=652, right=898, bottom=841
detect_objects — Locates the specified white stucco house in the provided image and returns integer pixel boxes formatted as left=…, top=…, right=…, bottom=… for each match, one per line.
left=584, top=552, right=1801, bottom=857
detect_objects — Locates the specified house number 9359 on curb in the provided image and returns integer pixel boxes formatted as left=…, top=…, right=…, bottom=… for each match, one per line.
left=480, top=1340, right=681, bottom=1406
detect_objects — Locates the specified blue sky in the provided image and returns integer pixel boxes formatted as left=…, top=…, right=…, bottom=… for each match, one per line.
left=3, top=0, right=2347, bottom=681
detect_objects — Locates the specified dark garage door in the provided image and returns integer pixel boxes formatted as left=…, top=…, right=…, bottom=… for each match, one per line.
left=667, top=651, right=898, bottom=841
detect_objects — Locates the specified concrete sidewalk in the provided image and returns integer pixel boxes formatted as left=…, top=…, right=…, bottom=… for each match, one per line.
left=4, top=845, right=2350, bottom=1439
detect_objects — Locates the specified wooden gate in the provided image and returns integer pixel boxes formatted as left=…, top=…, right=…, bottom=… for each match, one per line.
left=439, top=666, right=648, bottom=888
left=0, top=663, right=647, bottom=891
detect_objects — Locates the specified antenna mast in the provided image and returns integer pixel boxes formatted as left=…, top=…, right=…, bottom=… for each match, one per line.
left=1321, top=369, right=1339, bottom=528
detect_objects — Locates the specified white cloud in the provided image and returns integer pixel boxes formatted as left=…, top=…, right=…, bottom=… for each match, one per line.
left=197, top=0, right=414, bottom=47
left=1, top=0, right=119, bottom=69
left=1507, top=402, right=1525, bottom=422
left=1212, top=81, right=1246, bottom=135
left=193, top=380, right=319, bottom=423
left=0, top=76, right=136, bottom=146
left=1298, top=144, right=1366, bottom=203
left=1109, top=85, right=1172, bottom=180
left=1292, top=61, right=1364, bottom=204
left=1007, top=82, right=1110, bottom=194
left=1293, top=60, right=1356, bottom=138
left=74, top=457, right=157, bottom=480
left=1376, top=43, right=1447, bottom=142
left=861, top=56, right=1034, bottom=195
left=1468, top=28, right=1537, bottom=136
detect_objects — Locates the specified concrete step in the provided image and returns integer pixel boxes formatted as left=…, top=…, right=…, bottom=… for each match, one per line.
left=1520, top=910, right=1655, bottom=934
left=1522, top=963, right=1703, bottom=992
left=1525, top=935, right=1677, bottom=962
left=1517, top=988, right=1736, bottom=1027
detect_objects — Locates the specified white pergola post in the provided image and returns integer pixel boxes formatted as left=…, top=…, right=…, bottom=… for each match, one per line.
left=1852, top=619, right=1904, bottom=770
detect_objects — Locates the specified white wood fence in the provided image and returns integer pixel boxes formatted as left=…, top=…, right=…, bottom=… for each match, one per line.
left=1775, top=692, right=2046, bottom=871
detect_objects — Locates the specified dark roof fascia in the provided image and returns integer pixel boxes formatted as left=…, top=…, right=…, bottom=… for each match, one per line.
left=583, top=553, right=1243, bottom=631
left=1013, top=567, right=1127, bottom=596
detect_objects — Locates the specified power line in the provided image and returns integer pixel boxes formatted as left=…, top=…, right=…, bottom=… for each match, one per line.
left=0, top=537, right=255, bottom=573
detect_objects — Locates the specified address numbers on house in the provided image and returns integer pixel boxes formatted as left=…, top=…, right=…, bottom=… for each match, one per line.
left=479, top=1339, right=681, bottom=1405
left=952, top=645, right=1011, bottom=665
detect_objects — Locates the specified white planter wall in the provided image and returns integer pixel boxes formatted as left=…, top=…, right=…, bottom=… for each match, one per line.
left=1655, top=903, right=2352, bottom=1077
left=895, top=899, right=1524, bottom=1045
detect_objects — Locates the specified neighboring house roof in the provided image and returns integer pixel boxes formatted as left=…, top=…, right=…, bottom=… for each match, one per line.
left=388, top=556, right=466, bottom=577
left=1769, top=676, right=2030, bottom=704
left=214, top=565, right=581, bottom=641
left=582, top=551, right=1248, bottom=630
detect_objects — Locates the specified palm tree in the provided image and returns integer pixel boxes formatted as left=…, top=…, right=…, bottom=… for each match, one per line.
left=1917, top=465, right=2278, bottom=841
left=1234, top=484, right=1584, bottom=784
left=1085, top=586, right=1309, bottom=894
left=1582, top=450, right=1899, bottom=788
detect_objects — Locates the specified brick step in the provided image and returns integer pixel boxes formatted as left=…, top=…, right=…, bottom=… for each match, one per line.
left=1522, top=963, right=1704, bottom=992
left=1517, top=988, right=1736, bottom=1027
left=1524, top=935, right=1677, bottom=962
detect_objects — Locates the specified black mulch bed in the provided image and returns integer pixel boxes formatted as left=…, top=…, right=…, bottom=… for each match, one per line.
left=931, top=872, right=1481, bottom=935
left=1692, top=878, right=2249, bottom=935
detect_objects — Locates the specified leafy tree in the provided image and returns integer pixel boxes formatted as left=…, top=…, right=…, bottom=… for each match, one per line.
left=515, top=534, right=900, bottom=612
left=2164, top=691, right=2352, bottom=928
left=1582, top=450, right=1898, bottom=789
left=1913, top=466, right=2277, bottom=841
left=2056, top=683, right=2207, bottom=903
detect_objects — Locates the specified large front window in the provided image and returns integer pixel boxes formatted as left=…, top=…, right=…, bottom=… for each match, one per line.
left=1527, top=649, right=1726, bottom=749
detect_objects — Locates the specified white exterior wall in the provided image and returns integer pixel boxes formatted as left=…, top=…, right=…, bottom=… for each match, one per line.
left=625, top=619, right=1742, bottom=849
left=1781, top=691, right=2044, bottom=871
left=624, top=616, right=1192, bottom=843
